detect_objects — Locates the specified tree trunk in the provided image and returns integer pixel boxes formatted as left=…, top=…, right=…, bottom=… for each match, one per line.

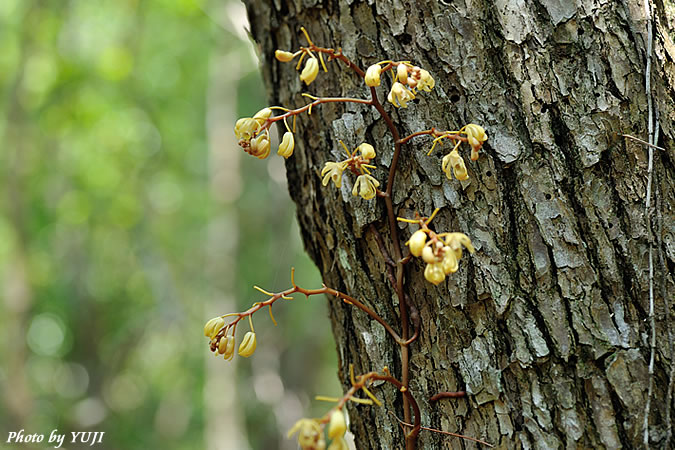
left=243, top=1, right=675, bottom=448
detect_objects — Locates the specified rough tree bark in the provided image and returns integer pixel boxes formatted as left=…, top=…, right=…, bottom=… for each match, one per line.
left=243, top=1, right=675, bottom=448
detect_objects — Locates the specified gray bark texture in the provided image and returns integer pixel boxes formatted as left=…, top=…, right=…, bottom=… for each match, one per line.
left=243, top=0, right=675, bottom=448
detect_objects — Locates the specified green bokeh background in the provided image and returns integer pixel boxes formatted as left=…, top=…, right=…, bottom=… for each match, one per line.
left=0, top=1, right=337, bottom=449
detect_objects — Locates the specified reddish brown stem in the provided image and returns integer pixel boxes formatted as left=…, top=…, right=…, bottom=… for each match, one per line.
left=309, top=46, right=366, bottom=78
left=216, top=284, right=406, bottom=345
left=429, top=391, right=466, bottom=402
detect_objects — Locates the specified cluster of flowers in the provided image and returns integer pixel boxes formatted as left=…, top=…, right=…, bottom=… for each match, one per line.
left=320, top=141, right=380, bottom=200
left=234, top=107, right=296, bottom=160
left=365, top=61, right=434, bottom=108
left=288, top=410, right=349, bottom=450
left=400, top=210, right=475, bottom=285
left=436, top=124, right=488, bottom=181
left=203, top=316, right=257, bottom=360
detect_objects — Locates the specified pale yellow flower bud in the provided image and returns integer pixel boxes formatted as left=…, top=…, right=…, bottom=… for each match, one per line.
left=464, top=124, right=487, bottom=153
left=275, top=50, right=296, bottom=62
left=417, top=69, right=435, bottom=92
left=321, top=161, right=347, bottom=188
left=396, top=63, right=408, bottom=84
left=204, top=317, right=225, bottom=339
left=441, top=246, right=459, bottom=274
left=442, top=150, right=468, bottom=181
left=445, top=232, right=475, bottom=254
left=300, top=57, right=320, bottom=85
left=250, top=134, right=271, bottom=159
left=253, top=107, right=272, bottom=126
left=421, top=245, right=437, bottom=264
left=234, top=117, right=258, bottom=140
left=365, top=64, right=382, bottom=87
left=277, top=132, right=295, bottom=158
left=220, top=336, right=236, bottom=360
left=352, top=174, right=380, bottom=200
left=407, top=230, right=427, bottom=257
left=387, top=82, right=415, bottom=108
left=327, top=410, right=347, bottom=439
left=238, top=331, right=257, bottom=357
left=356, top=143, right=376, bottom=159
left=424, top=262, right=446, bottom=285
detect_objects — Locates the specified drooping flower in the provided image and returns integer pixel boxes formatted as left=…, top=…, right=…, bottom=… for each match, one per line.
left=407, top=230, right=427, bottom=257
left=444, top=232, right=475, bottom=256
left=396, top=63, right=409, bottom=84
left=424, top=262, right=445, bottom=285
left=234, top=117, right=259, bottom=141
left=352, top=174, right=380, bottom=200
left=204, top=317, right=225, bottom=339
left=250, top=133, right=271, bottom=159
left=253, top=107, right=272, bottom=126
left=417, top=69, right=435, bottom=92
left=321, top=161, right=347, bottom=188
left=238, top=331, right=257, bottom=357
left=288, top=418, right=325, bottom=450
left=218, top=335, right=236, bottom=360
left=422, top=244, right=438, bottom=264
left=387, top=82, right=415, bottom=108
left=442, top=150, right=468, bottom=181
left=327, top=410, right=346, bottom=440
left=300, top=57, right=320, bottom=85
left=464, top=124, right=487, bottom=158
left=365, top=64, right=382, bottom=87
left=356, top=143, right=376, bottom=160
left=275, top=50, right=296, bottom=62
left=278, top=132, right=295, bottom=158
left=441, top=246, right=458, bottom=274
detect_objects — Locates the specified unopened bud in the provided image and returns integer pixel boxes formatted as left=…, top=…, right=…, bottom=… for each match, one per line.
left=407, top=230, right=427, bottom=257
left=327, top=410, right=347, bottom=439
left=204, top=317, right=225, bottom=339
left=424, top=262, right=446, bottom=285
left=275, top=50, right=295, bottom=62
left=396, top=63, right=408, bottom=84
left=365, top=64, right=382, bottom=87
left=238, top=331, right=257, bottom=357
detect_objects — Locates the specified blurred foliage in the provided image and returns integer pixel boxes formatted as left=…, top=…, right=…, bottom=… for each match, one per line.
left=0, top=0, right=337, bottom=449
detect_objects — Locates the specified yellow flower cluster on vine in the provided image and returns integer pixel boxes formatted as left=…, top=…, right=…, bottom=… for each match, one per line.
left=320, top=141, right=380, bottom=200
left=401, top=210, right=475, bottom=285
left=203, top=315, right=258, bottom=360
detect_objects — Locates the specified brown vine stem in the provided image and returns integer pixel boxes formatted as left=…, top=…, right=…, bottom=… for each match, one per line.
left=429, top=391, right=466, bottom=402
left=308, top=45, right=366, bottom=78
left=302, top=44, right=416, bottom=444
left=215, top=277, right=407, bottom=345
left=267, top=96, right=372, bottom=126
left=316, top=366, right=421, bottom=442
left=367, top=85, right=415, bottom=443
left=398, top=128, right=467, bottom=146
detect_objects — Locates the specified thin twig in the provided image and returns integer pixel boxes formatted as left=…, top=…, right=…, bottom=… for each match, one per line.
left=215, top=282, right=404, bottom=344
left=389, top=413, right=494, bottom=447
left=620, top=133, right=665, bottom=151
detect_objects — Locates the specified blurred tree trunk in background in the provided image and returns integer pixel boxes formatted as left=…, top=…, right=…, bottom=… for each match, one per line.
left=244, top=1, right=675, bottom=448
